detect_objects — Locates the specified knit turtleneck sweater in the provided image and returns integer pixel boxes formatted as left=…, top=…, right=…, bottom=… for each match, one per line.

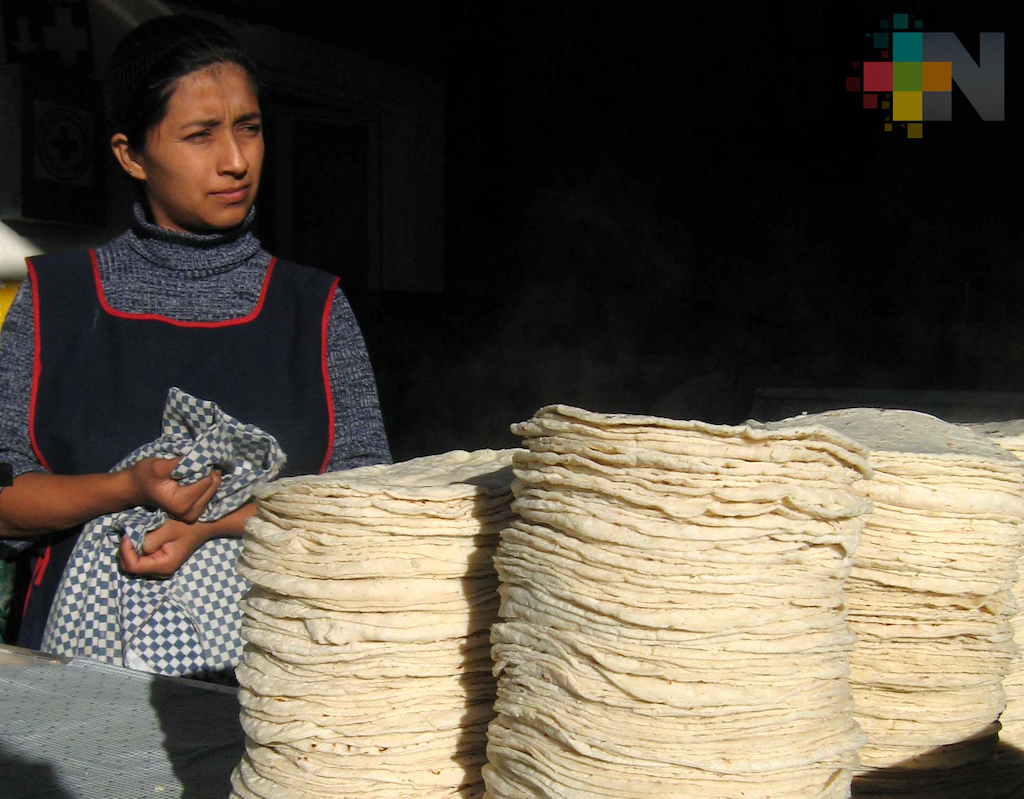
left=0, top=205, right=391, bottom=542
left=95, top=202, right=273, bottom=322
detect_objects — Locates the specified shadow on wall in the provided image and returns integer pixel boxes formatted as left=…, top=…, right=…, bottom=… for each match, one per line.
left=369, top=157, right=759, bottom=460
left=369, top=146, right=1024, bottom=462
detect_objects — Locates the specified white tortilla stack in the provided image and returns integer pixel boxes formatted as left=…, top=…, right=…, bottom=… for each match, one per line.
left=483, top=405, right=872, bottom=799
left=965, top=418, right=1024, bottom=799
left=228, top=449, right=516, bottom=799
left=794, top=409, right=1024, bottom=798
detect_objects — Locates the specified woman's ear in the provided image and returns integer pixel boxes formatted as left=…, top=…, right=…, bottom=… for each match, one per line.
left=110, top=133, right=146, bottom=180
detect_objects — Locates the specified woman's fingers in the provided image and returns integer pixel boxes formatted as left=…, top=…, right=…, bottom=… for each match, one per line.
left=129, top=457, right=181, bottom=511
left=177, top=470, right=222, bottom=523
left=119, top=518, right=208, bottom=578
left=129, top=457, right=223, bottom=521
left=139, top=523, right=175, bottom=554
left=118, top=534, right=169, bottom=578
left=118, top=533, right=174, bottom=578
left=148, top=456, right=181, bottom=480
left=116, top=534, right=133, bottom=571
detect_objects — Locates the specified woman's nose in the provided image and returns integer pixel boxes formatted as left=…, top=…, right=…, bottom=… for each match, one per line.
left=218, top=133, right=249, bottom=177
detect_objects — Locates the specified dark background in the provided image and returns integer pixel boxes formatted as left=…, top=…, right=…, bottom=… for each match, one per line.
left=182, top=1, right=1024, bottom=459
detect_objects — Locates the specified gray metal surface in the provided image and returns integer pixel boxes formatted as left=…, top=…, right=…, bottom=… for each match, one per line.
left=0, top=648, right=245, bottom=798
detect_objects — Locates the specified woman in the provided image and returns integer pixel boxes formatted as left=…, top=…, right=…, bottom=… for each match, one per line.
left=0, top=15, right=391, bottom=657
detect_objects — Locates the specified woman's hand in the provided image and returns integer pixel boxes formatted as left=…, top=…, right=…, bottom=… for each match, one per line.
left=117, top=518, right=208, bottom=579
left=128, top=457, right=222, bottom=523
left=0, top=466, right=220, bottom=540
left=117, top=502, right=258, bottom=579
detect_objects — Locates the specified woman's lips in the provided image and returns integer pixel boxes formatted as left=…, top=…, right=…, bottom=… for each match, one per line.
left=211, top=186, right=248, bottom=203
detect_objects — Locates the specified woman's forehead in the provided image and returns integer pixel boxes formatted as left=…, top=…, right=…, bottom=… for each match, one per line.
left=167, top=63, right=260, bottom=117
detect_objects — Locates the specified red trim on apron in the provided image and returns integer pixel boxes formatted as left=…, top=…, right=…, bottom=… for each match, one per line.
left=25, top=256, right=58, bottom=620
left=91, top=249, right=277, bottom=328
left=318, top=279, right=339, bottom=474
left=23, top=545, right=51, bottom=616
left=26, top=258, right=53, bottom=473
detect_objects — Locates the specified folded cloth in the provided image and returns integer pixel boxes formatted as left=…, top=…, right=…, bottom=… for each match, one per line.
left=40, top=387, right=285, bottom=679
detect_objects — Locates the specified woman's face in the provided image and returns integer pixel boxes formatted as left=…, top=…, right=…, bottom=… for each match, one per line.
left=122, top=62, right=263, bottom=233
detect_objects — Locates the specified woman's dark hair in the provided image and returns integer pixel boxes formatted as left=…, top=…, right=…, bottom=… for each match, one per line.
left=105, top=15, right=260, bottom=150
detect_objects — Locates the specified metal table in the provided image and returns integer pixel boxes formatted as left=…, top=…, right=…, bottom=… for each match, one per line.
left=0, top=644, right=245, bottom=798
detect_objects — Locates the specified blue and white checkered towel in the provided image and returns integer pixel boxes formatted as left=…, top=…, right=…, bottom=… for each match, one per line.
left=40, top=387, right=285, bottom=680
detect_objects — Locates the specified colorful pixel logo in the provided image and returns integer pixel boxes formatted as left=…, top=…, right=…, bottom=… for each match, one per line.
left=847, top=13, right=1004, bottom=138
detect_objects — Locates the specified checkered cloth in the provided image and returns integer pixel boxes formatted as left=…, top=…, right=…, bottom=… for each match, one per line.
left=40, top=387, right=285, bottom=680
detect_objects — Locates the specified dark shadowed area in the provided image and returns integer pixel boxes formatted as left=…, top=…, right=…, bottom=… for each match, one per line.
left=180, top=0, right=1024, bottom=460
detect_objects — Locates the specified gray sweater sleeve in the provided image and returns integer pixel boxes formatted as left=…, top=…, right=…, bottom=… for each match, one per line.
left=0, top=279, right=46, bottom=555
left=0, top=279, right=45, bottom=481
left=325, top=287, right=392, bottom=470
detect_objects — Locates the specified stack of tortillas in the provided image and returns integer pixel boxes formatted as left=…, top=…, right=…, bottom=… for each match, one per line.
left=965, top=418, right=1024, bottom=798
left=792, top=409, right=1024, bottom=798
left=483, top=404, right=872, bottom=798
left=228, top=449, right=515, bottom=799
